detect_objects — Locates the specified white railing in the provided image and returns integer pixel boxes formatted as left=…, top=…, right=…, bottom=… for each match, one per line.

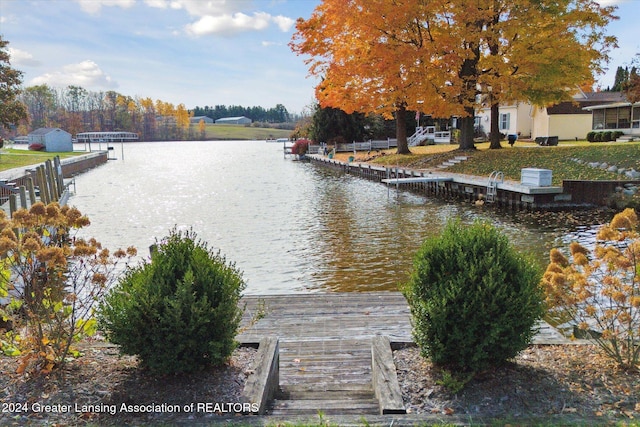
left=434, top=131, right=451, bottom=144
left=335, top=138, right=398, bottom=152
left=408, top=126, right=435, bottom=146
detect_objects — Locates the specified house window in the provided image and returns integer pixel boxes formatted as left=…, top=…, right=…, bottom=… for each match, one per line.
left=605, top=108, right=618, bottom=129
left=633, top=106, right=640, bottom=129
left=593, top=109, right=605, bottom=129
left=618, top=107, right=631, bottom=129
left=499, top=113, right=510, bottom=131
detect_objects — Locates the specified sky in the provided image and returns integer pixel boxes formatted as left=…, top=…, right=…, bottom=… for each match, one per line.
left=0, top=0, right=639, bottom=115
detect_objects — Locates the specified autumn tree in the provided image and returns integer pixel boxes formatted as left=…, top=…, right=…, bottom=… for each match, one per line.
left=477, top=0, right=616, bottom=148
left=291, top=0, right=453, bottom=154
left=292, top=0, right=616, bottom=151
left=0, top=36, right=28, bottom=131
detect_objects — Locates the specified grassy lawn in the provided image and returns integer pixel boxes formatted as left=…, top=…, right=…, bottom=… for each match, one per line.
left=203, top=124, right=292, bottom=140
left=365, top=140, right=640, bottom=185
left=0, top=148, right=83, bottom=173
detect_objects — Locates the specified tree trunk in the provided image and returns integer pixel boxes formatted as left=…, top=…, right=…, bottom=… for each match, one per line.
left=458, top=105, right=476, bottom=150
left=489, top=102, right=502, bottom=149
left=395, top=105, right=411, bottom=154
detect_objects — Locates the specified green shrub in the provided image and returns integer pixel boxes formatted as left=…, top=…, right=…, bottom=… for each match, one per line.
left=613, top=131, right=624, bottom=140
left=586, top=131, right=596, bottom=142
left=593, top=132, right=602, bottom=142
left=98, top=228, right=246, bottom=374
left=401, top=220, right=545, bottom=374
left=602, top=131, right=612, bottom=142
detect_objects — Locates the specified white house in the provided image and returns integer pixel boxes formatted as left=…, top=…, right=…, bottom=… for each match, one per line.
left=214, top=116, right=252, bottom=125
left=475, top=102, right=533, bottom=138
left=475, top=91, right=626, bottom=141
left=27, top=127, right=73, bottom=152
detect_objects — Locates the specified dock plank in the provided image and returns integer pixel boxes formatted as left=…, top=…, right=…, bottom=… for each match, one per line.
left=238, top=292, right=574, bottom=416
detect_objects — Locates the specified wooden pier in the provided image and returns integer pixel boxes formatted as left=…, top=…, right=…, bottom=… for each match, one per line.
left=307, top=154, right=640, bottom=210
left=238, top=292, right=573, bottom=416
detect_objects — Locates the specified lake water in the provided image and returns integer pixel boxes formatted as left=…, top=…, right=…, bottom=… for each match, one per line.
left=68, top=140, right=605, bottom=295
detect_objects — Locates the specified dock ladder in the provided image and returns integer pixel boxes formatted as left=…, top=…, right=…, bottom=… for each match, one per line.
left=486, top=171, right=504, bottom=203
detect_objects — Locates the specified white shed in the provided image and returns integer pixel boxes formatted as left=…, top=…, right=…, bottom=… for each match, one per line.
left=214, top=116, right=252, bottom=125
left=28, top=128, right=73, bottom=152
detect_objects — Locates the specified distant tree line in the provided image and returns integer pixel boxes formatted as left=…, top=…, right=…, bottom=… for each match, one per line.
left=3, top=83, right=299, bottom=141
left=191, top=104, right=292, bottom=123
left=10, top=84, right=195, bottom=141
left=1, top=36, right=298, bottom=143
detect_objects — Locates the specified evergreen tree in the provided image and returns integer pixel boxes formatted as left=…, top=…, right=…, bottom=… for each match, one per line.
left=612, top=66, right=629, bottom=91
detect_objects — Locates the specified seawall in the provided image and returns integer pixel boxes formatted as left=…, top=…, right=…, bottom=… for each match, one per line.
left=307, top=155, right=640, bottom=211
left=0, top=151, right=108, bottom=210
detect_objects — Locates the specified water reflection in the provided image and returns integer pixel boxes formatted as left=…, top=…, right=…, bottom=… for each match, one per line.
left=69, top=141, right=611, bottom=294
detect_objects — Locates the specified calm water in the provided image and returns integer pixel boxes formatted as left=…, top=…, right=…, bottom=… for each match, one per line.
left=68, top=141, right=604, bottom=295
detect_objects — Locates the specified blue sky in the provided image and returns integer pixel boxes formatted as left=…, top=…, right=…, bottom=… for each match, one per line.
left=1, top=0, right=638, bottom=115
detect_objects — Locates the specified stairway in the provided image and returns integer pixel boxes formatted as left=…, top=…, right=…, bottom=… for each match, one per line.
left=270, top=339, right=379, bottom=415
left=436, top=155, right=468, bottom=169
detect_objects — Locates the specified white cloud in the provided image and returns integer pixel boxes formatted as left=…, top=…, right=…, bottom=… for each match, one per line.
left=596, top=0, right=628, bottom=5
left=7, top=48, right=42, bottom=67
left=186, top=12, right=272, bottom=36
left=30, top=60, right=117, bottom=89
left=144, top=0, right=169, bottom=8
left=272, top=15, right=295, bottom=32
left=173, top=0, right=253, bottom=16
left=74, top=0, right=135, bottom=14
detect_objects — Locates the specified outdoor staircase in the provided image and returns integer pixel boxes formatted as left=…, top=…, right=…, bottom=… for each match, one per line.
left=408, top=127, right=433, bottom=146
left=436, top=155, right=468, bottom=169
left=269, top=339, right=379, bottom=415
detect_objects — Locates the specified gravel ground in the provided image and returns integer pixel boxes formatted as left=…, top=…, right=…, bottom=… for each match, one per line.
left=0, top=339, right=256, bottom=426
left=394, top=344, right=639, bottom=423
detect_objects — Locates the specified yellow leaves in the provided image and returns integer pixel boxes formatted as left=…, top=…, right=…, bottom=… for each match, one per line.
left=610, top=208, right=638, bottom=231
left=549, top=248, right=568, bottom=267
left=542, top=209, right=640, bottom=369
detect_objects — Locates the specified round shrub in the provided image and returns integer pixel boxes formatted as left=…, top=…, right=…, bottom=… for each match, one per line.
left=602, top=131, right=612, bottom=142
left=401, top=220, right=545, bottom=373
left=593, top=132, right=602, bottom=142
left=586, top=131, right=596, bottom=142
left=98, top=228, right=246, bottom=374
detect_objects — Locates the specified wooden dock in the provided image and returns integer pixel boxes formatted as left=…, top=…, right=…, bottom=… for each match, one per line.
left=238, top=292, right=573, bottom=416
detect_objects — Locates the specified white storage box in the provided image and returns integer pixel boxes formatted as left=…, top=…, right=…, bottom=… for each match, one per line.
left=521, top=168, right=552, bottom=186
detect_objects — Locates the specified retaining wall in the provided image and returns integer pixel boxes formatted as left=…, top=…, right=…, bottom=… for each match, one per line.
left=308, top=156, right=639, bottom=211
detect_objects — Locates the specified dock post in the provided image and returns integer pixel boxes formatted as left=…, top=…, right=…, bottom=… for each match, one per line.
left=9, top=194, right=17, bottom=217
left=37, top=165, right=50, bottom=204
left=54, top=156, right=64, bottom=196
left=26, top=177, right=37, bottom=205
left=45, top=160, right=58, bottom=202
left=19, top=186, right=27, bottom=209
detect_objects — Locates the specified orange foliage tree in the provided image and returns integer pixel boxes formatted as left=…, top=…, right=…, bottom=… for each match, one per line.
left=291, top=0, right=455, bottom=154
left=542, top=208, right=639, bottom=371
left=291, top=0, right=616, bottom=151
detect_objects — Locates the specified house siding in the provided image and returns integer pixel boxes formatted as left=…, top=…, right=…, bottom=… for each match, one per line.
left=548, top=114, right=592, bottom=140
